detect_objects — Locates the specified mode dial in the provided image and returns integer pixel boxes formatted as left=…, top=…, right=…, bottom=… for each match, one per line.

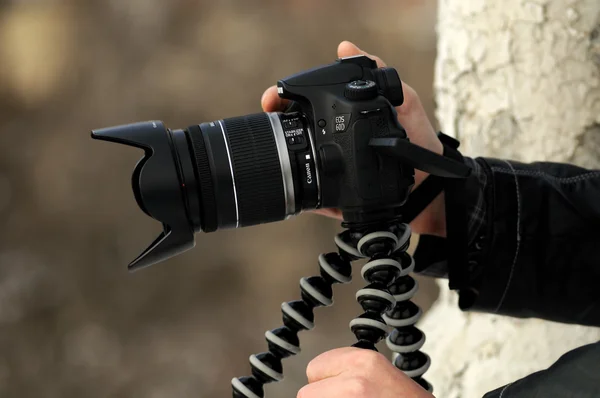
left=345, top=80, right=378, bottom=101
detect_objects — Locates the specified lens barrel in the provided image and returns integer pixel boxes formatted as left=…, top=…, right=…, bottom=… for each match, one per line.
left=185, top=112, right=318, bottom=233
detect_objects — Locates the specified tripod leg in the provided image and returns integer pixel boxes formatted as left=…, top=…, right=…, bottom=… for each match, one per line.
left=231, top=252, right=352, bottom=397
left=336, top=222, right=433, bottom=393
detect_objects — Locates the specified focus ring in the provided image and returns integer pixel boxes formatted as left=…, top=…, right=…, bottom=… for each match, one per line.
left=187, top=124, right=218, bottom=232
left=224, top=113, right=285, bottom=226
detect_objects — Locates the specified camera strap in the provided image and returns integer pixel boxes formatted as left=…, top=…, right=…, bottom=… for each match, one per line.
left=401, top=132, right=460, bottom=222
left=402, top=132, right=470, bottom=291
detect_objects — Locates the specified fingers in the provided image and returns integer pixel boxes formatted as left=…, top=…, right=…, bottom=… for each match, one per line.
left=337, top=41, right=386, bottom=68
left=261, top=85, right=290, bottom=112
left=306, top=347, right=385, bottom=383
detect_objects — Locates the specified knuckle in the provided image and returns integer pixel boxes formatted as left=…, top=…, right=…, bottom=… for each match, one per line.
left=350, top=349, right=384, bottom=374
left=346, top=376, right=372, bottom=396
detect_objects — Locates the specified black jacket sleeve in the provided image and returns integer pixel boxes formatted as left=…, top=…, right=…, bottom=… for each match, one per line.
left=452, top=157, right=600, bottom=326
left=413, top=156, right=600, bottom=397
left=482, top=341, right=600, bottom=398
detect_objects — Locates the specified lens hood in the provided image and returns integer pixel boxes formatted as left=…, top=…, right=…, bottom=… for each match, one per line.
left=91, top=121, right=194, bottom=271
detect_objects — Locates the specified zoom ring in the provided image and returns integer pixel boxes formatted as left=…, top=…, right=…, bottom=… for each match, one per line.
left=224, top=113, right=286, bottom=226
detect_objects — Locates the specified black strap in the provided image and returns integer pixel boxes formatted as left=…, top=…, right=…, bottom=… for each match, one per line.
left=441, top=140, right=469, bottom=290
left=401, top=132, right=460, bottom=223
left=402, top=132, right=470, bottom=290
left=401, top=175, right=444, bottom=223
left=413, top=234, right=448, bottom=275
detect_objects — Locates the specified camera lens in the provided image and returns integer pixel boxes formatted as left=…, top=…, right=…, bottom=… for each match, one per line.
left=91, top=112, right=319, bottom=269
left=185, top=112, right=319, bottom=233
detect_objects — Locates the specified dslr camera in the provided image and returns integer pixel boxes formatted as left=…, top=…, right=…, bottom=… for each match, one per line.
left=92, top=54, right=467, bottom=271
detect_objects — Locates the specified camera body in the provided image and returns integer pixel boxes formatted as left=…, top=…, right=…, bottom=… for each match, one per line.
left=277, top=55, right=413, bottom=223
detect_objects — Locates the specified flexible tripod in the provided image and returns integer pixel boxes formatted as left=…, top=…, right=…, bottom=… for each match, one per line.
left=231, top=219, right=431, bottom=397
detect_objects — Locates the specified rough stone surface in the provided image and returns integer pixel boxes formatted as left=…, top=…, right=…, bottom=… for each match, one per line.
left=422, top=0, right=600, bottom=396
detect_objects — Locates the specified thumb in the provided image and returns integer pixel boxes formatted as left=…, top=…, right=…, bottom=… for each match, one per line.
left=337, top=41, right=387, bottom=68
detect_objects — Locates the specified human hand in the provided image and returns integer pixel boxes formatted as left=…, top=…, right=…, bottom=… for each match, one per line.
left=261, top=41, right=446, bottom=237
left=297, top=347, right=434, bottom=398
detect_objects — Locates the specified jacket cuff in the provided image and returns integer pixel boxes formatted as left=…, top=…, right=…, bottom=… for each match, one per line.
left=456, top=157, right=498, bottom=310
left=458, top=157, right=526, bottom=313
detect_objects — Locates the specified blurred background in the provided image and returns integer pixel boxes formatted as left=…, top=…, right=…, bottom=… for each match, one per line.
left=0, top=1, right=439, bottom=397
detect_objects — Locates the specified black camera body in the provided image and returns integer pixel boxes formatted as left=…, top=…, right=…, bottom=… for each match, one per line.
left=277, top=55, right=413, bottom=221
left=92, top=55, right=468, bottom=271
